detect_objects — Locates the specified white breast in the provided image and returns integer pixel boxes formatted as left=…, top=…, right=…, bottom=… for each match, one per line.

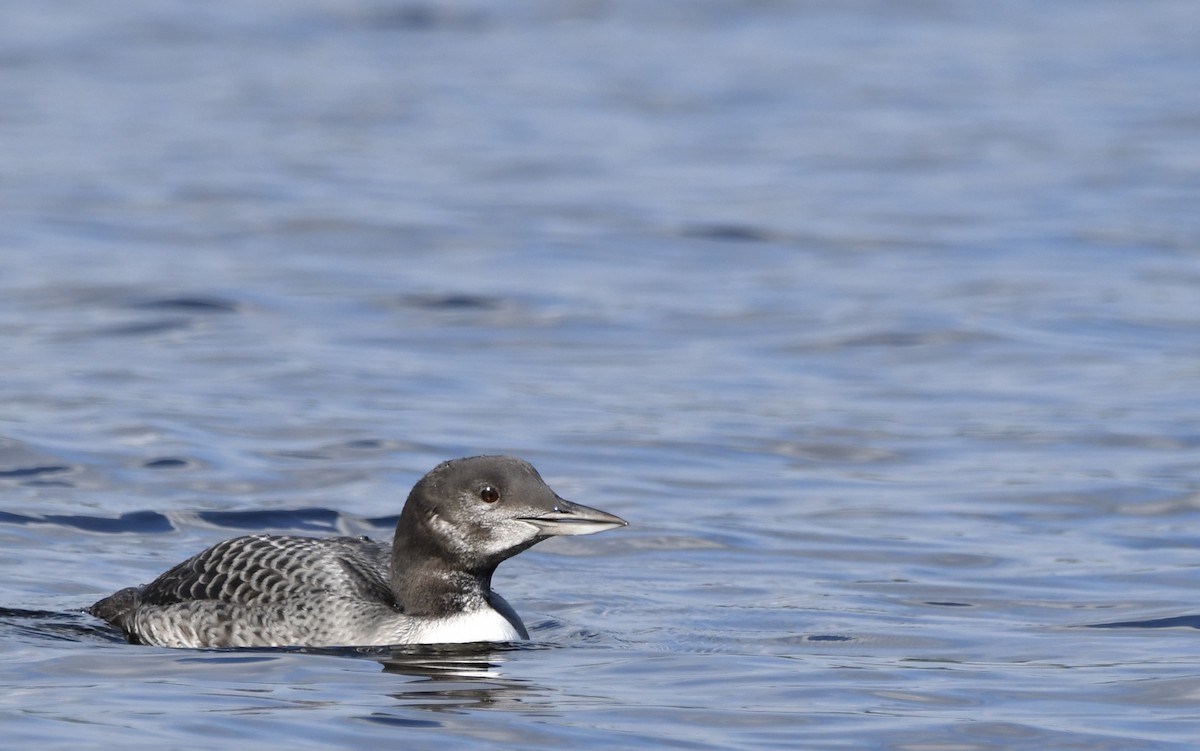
left=410, top=608, right=525, bottom=645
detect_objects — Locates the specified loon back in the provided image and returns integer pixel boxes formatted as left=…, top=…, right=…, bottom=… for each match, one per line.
left=89, top=534, right=400, bottom=648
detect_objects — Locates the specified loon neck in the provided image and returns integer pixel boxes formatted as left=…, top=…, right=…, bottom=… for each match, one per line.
left=389, top=512, right=497, bottom=617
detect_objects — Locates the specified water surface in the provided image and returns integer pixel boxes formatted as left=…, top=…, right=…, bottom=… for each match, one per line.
left=3, top=1, right=1200, bottom=749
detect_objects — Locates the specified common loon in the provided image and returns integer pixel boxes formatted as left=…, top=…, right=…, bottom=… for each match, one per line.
left=87, top=456, right=627, bottom=648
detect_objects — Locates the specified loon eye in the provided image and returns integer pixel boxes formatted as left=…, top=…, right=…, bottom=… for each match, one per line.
left=479, top=485, right=500, bottom=503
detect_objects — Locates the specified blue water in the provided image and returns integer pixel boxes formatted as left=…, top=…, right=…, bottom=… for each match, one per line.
left=3, top=1, right=1200, bottom=748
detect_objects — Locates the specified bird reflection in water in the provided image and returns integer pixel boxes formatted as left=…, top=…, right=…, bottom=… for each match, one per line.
left=366, top=642, right=549, bottom=712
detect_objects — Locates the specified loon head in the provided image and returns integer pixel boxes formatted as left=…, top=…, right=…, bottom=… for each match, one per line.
left=396, top=455, right=628, bottom=574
